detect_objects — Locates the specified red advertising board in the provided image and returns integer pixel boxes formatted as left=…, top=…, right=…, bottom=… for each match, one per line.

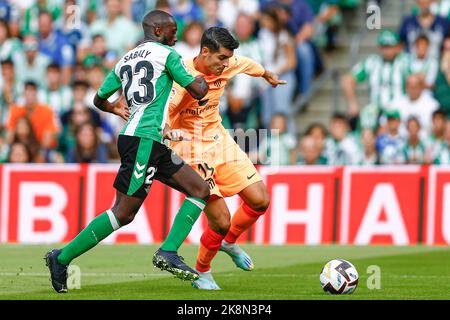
left=255, top=166, right=337, bottom=244
left=0, top=165, right=81, bottom=243
left=85, top=164, right=167, bottom=244
left=0, top=164, right=448, bottom=246
left=339, top=166, right=423, bottom=245
left=426, top=167, right=450, bottom=245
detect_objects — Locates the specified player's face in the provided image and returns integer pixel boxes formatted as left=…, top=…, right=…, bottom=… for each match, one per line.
left=161, top=22, right=178, bottom=46
left=202, top=46, right=234, bottom=75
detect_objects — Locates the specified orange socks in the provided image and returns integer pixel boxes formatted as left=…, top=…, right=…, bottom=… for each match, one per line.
left=196, top=226, right=225, bottom=272
left=196, top=204, right=266, bottom=272
left=224, top=203, right=265, bottom=244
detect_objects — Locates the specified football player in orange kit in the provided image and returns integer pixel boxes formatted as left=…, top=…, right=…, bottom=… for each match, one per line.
left=164, top=27, right=286, bottom=290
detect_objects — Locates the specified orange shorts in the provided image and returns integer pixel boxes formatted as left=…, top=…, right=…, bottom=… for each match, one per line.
left=187, top=136, right=262, bottom=198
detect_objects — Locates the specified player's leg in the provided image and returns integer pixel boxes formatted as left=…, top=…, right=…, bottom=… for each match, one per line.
left=150, top=144, right=210, bottom=280
left=225, top=181, right=270, bottom=244
left=191, top=197, right=231, bottom=290
left=45, top=190, right=144, bottom=293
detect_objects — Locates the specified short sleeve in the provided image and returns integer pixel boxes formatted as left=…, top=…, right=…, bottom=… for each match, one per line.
left=98, top=68, right=122, bottom=99
left=233, top=55, right=265, bottom=77
left=165, top=50, right=195, bottom=88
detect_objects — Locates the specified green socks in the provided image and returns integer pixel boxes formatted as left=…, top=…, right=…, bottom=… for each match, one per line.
left=57, top=210, right=121, bottom=265
left=57, top=196, right=205, bottom=264
left=160, top=197, right=206, bottom=251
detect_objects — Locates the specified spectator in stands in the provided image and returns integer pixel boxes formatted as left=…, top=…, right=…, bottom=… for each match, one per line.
left=324, top=113, right=361, bottom=165
left=7, top=141, right=33, bottom=163
left=258, top=113, right=297, bottom=165
left=426, top=109, right=448, bottom=163
left=391, top=74, right=439, bottom=137
left=89, top=0, right=140, bottom=56
left=433, top=37, right=450, bottom=116
left=218, top=0, right=260, bottom=30
left=39, top=63, right=73, bottom=118
left=259, top=6, right=297, bottom=131
left=59, top=101, right=102, bottom=159
left=400, top=0, right=449, bottom=60
left=21, top=0, right=62, bottom=36
left=275, top=0, right=317, bottom=95
left=432, top=117, right=450, bottom=164
left=66, top=122, right=108, bottom=163
left=307, top=0, right=341, bottom=51
left=174, top=21, right=204, bottom=59
left=11, top=116, right=42, bottom=162
left=0, top=59, right=21, bottom=124
left=38, top=10, right=74, bottom=85
left=304, top=123, right=328, bottom=158
left=172, top=0, right=203, bottom=35
left=222, top=13, right=263, bottom=130
left=342, top=30, right=408, bottom=121
left=407, top=34, right=439, bottom=88
left=297, top=135, right=327, bottom=165
left=82, top=34, right=117, bottom=71
left=0, top=19, right=21, bottom=61
left=13, top=33, right=50, bottom=87
left=403, top=117, right=427, bottom=164
left=6, top=81, right=59, bottom=151
left=0, top=1, right=20, bottom=37
left=201, top=0, right=224, bottom=29
left=376, top=110, right=405, bottom=165
left=359, top=128, right=379, bottom=165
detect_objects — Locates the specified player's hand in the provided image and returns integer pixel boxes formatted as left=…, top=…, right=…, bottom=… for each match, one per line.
left=263, top=70, right=287, bottom=87
left=111, top=96, right=130, bottom=121
left=163, top=128, right=191, bottom=141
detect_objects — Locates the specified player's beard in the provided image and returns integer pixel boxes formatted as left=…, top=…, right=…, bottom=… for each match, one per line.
left=162, top=35, right=176, bottom=47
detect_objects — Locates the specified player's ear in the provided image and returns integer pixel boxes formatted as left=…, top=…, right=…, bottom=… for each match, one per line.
left=154, top=26, right=162, bottom=38
left=200, top=46, right=210, bottom=56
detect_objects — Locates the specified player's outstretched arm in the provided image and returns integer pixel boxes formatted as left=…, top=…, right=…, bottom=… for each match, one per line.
left=185, top=75, right=208, bottom=100
left=262, top=70, right=288, bottom=88
left=93, top=94, right=131, bottom=121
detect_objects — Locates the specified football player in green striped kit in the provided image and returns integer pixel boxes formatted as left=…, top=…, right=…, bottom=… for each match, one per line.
left=45, top=10, right=210, bottom=293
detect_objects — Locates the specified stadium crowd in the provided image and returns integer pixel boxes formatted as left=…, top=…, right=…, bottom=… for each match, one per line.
left=1, top=0, right=450, bottom=167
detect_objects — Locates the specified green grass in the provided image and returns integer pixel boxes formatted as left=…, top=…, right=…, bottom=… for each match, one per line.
left=0, top=244, right=449, bottom=300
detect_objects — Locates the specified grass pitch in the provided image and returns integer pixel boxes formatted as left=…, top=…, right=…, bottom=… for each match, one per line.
left=0, top=244, right=449, bottom=300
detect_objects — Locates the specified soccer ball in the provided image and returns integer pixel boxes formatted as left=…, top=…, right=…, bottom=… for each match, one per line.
left=320, top=259, right=359, bottom=294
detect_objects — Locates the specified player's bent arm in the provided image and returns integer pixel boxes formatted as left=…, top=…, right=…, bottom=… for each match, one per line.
left=93, top=94, right=130, bottom=121
left=185, top=75, right=208, bottom=100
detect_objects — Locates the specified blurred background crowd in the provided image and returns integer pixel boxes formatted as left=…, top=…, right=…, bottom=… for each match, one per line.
left=0, top=0, right=450, bottom=167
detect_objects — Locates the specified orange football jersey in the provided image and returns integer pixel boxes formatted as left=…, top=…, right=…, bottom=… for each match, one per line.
left=168, top=55, right=265, bottom=163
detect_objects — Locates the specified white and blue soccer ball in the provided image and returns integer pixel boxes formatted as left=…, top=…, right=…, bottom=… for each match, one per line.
left=320, top=259, right=359, bottom=294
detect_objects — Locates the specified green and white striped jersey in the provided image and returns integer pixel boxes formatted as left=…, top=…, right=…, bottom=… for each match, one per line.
left=97, top=41, right=195, bottom=142
left=406, top=53, right=439, bottom=87
left=352, top=53, right=410, bottom=112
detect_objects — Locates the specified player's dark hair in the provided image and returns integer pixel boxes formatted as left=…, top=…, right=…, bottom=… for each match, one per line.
left=201, top=27, right=239, bottom=52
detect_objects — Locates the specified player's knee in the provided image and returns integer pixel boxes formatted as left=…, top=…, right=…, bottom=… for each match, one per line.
left=211, top=218, right=230, bottom=235
left=248, top=193, right=270, bottom=213
left=113, top=209, right=137, bottom=226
